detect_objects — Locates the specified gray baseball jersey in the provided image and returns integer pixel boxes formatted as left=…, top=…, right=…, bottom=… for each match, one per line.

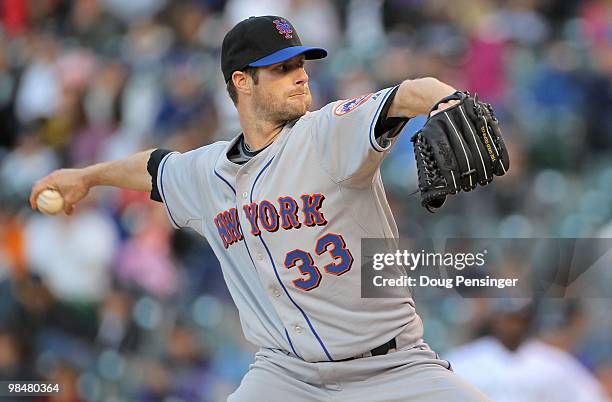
left=156, top=86, right=424, bottom=362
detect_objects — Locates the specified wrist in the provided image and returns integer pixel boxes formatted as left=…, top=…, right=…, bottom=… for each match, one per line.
left=82, top=164, right=103, bottom=188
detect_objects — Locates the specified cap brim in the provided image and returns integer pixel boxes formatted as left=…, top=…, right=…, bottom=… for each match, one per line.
left=248, top=46, right=327, bottom=67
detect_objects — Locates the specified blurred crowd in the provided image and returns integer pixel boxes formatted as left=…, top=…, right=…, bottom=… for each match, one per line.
left=0, top=0, right=612, bottom=401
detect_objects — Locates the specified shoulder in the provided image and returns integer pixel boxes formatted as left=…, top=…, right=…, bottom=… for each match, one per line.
left=162, top=141, right=232, bottom=178
left=171, top=140, right=229, bottom=162
left=295, top=98, right=368, bottom=135
left=303, top=87, right=398, bottom=123
left=187, top=140, right=229, bottom=156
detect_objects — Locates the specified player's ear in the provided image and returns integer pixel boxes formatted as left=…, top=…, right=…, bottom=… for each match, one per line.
left=232, top=71, right=252, bottom=97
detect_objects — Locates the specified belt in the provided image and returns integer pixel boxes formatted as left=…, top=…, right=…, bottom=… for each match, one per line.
left=371, top=337, right=397, bottom=356
left=339, top=338, right=397, bottom=361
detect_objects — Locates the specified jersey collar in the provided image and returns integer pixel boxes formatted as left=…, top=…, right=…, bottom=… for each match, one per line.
left=214, top=121, right=296, bottom=184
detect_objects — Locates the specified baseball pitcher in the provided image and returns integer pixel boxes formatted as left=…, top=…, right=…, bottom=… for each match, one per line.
left=31, top=16, right=508, bottom=401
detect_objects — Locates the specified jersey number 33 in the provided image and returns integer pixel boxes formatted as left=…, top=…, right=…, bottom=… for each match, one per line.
left=284, top=233, right=353, bottom=291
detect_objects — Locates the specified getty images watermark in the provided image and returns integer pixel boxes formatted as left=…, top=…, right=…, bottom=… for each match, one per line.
left=371, top=249, right=518, bottom=289
left=361, top=238, right=612, bottom=299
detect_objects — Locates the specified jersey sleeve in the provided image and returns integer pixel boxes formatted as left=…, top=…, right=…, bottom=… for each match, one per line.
left=309, top=86, right=406, bottom=185
left=148, top=148, right=172, bottom=202
left=155, top=149, right=206, bottom=229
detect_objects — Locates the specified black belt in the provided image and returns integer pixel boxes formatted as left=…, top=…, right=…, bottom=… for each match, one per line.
left=371, top=337, right=397, bottom=356
left=339, top=338, right=397, bottom=361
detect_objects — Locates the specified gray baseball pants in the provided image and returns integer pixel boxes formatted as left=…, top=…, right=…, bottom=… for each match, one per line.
left=228, top=345, right=490, bottom=401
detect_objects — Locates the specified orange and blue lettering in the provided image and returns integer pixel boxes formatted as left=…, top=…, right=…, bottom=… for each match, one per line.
left=242, top=202, right=260, bottom=236
left=301, top=193, right=327, bottom=227
left=284, top=249, right=322, bottom=291
left=315, top=233, right=353, bottom=276
left=222, top=208, right=243, bottom=242
left=278, top=196, right=301, bottom=230
left=259, top=200, right=280, bottom=232
left=214, top=214, right=233, bottom=248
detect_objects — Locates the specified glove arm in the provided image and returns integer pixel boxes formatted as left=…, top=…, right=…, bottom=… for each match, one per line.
left=387, top=77, right=457, bottom=118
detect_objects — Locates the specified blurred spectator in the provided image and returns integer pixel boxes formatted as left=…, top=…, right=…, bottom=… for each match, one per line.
left=0, top=41, right=18, bottom=149
left=598, top=363, right=612, bottom=400
left=134, top=358, right=173, bottom=402
left=446, top=300, right=609, bottom=402
left=116, top=200, right=177, bottom=298
left=0, top=329, right=32, bottom=380
left=24, top=205, right=118, bottom=303
left=40, top=362, right=86, bottom=402
left=0, top=122, right=60, bottom=198
left=163, top=325, right=215, bottom=401
left=96, top=288, right=139, bottom=351
left=14, top=32, right=61, bottom=124
left=225, top=0, right=291, bottom=24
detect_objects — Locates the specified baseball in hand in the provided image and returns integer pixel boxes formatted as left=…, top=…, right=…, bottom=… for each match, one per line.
left=37, top=189, right=65, bottom=215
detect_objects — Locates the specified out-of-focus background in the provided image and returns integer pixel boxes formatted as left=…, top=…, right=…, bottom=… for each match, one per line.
left=0, top=0, right=611, bottom=401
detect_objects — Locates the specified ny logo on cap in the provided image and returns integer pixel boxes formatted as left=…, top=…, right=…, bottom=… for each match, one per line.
left=273, top=19, right=293, bottom=39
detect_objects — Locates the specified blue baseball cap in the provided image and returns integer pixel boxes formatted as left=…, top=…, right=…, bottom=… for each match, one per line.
left=221, top=16, right=327, bottom=82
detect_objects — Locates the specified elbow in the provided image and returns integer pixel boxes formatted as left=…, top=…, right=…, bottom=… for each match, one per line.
left=409, top=76, right=440, bottom=85
left=395, top=77, right=442, bottom=117
left=400, top=77, right=456, bottom=115
left=400, top=77, right=441, bottom=91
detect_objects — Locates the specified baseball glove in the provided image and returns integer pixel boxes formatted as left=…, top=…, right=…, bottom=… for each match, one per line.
left=411, top=91, right=509, bottom=212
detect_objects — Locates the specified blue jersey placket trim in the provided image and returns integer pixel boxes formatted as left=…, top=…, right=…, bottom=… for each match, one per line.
left=216, top=166, right=302, bottom=359
left=214, top=169, right=236, bottom=193
left=285, top=328, right=302, bottom=360
left=214, top=168, right=257, bottom=271
left=251, top=157, right=334, bottom=362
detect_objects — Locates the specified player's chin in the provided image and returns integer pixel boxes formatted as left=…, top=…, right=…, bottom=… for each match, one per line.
left=282, top=109, right=307, bottom=121
left=287, top=95, right=311, bottom=113
left=283, top=102, right=307, bottom=117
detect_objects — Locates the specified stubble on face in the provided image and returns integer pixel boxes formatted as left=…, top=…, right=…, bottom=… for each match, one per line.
left=252, top=83, right=312, bottom=125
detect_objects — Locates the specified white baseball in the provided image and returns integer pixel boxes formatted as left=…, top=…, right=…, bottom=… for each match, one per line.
left=37, top=189, right=65, bottom=215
